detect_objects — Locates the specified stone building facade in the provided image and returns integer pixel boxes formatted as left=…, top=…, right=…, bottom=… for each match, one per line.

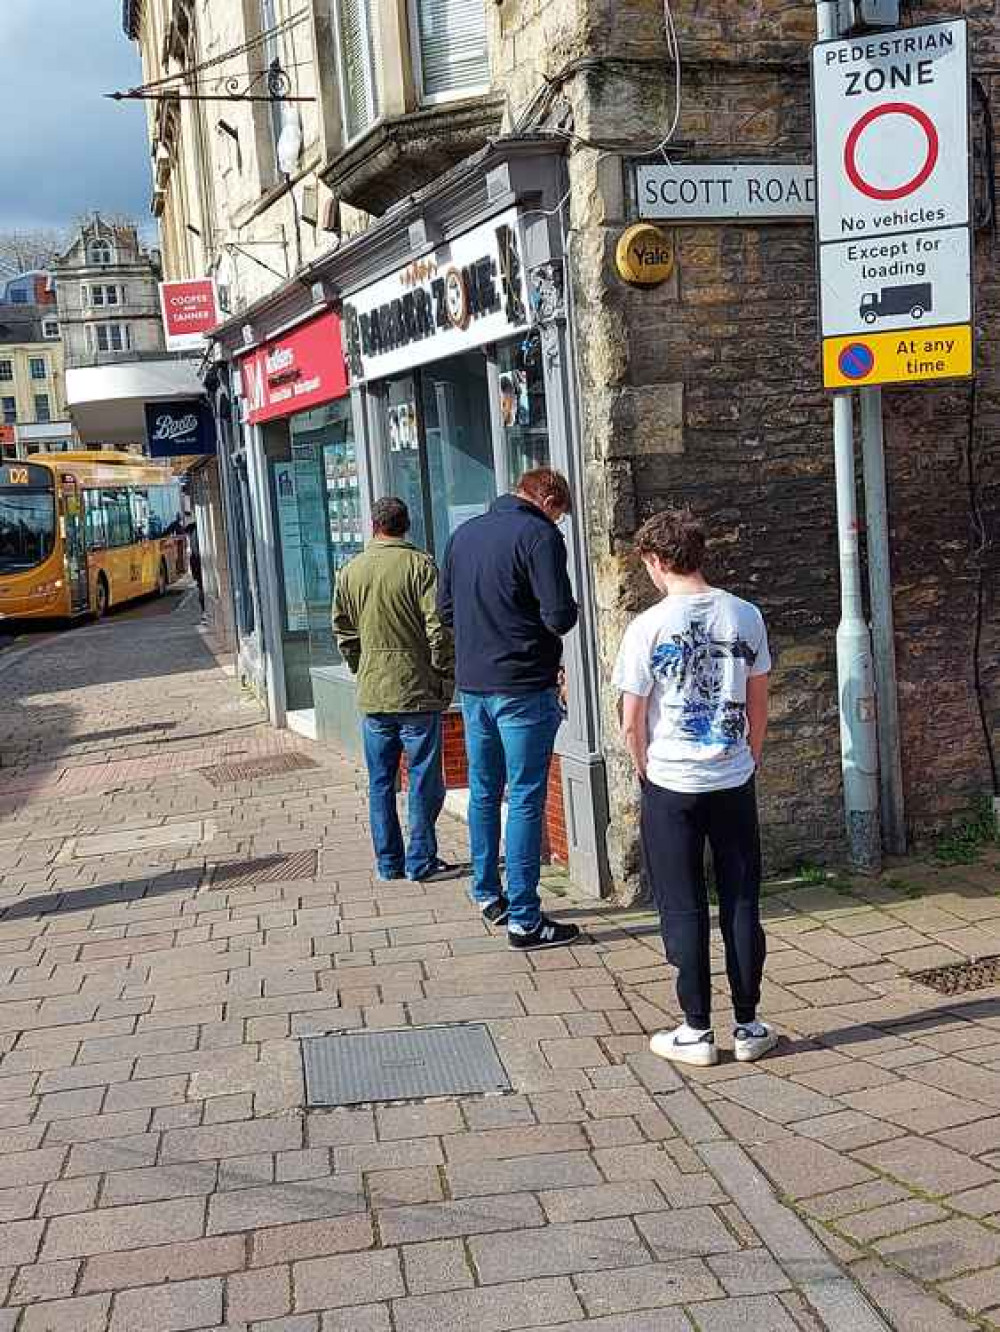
left=123, top=0, right=1000, bottom=893
left=54, top=218, right=165, bottom=369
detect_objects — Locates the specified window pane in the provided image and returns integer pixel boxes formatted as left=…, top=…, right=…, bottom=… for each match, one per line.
left=290, top=400, right=361, bottom=668
left=30, top=359, right=45, bottom=380
left=84, top=490, right=108, bottom=549
left=416, top=0, right=489, bottom=101
left=2, top=399, right=16, bottom=425
left=338, top=0, right=379, bottom=138
left=34, top=395, right=50, bottom=423
left=499, top=333, right=551, bottom=481
left=131, top=489, right=150, bottom=542
left=384, top=376, right=428, bottom=551
left=0, top=490, right=55, bottom=572
left=0, top=362, right=12, bottom=382
left=422, top=352, right=494, bottom=554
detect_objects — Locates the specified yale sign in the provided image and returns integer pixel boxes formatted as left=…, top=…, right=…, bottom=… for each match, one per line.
left=615, top=224, right=674, bottom=286
left=812, top=19, right=973, bottom=389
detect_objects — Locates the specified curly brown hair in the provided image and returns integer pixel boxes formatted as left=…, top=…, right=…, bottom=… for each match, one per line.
left=635, top=507, right=706, bottom=575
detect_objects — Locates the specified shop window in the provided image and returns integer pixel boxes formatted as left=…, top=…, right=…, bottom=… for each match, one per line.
left=421, top=353, right=494, bottom=556
left=499, top=332, right=551, bottom=481
left=384, top=376, right=428, bottom=551
left=287, top=399, right=361, bottom=671
left=411, top=0, right=490, bottom=105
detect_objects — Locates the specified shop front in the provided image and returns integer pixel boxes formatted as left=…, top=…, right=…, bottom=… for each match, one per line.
left=337, top=173, right=610, bottom=895
left=236, top=308, right=360, bottom=742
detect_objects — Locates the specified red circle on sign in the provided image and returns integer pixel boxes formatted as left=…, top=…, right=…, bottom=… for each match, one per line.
left=844, top=102, right=940, bottom=202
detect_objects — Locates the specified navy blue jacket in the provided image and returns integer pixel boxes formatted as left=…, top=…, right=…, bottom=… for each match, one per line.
left=438, top=494, right=578, bottom=694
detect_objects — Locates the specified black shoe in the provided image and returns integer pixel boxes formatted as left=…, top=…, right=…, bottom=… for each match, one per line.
left=508, top=916, right=581, bottom=951
left=410, top=859, right=460, bottom=884
left=481, top=896, right=510, bottom=927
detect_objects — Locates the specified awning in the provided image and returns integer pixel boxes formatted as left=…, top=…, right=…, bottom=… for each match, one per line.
left=65, top=358, right=204, bottom=449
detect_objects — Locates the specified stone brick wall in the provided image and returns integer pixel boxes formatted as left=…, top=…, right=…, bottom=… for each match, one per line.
left=496, top=0, right=1000, bottom=888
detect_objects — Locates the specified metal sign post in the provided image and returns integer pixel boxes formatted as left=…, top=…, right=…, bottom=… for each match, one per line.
left=815, top=0, right=881, bottom=873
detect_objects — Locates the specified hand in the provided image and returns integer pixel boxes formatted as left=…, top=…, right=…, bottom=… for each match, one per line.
left=557, top=667, right=569, bottom=710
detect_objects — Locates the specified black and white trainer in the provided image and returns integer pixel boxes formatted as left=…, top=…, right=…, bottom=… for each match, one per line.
left=481, top=896, right=510, bottom=927
left=649, top=1024, right=719, bottom=1068
left=508, top=916, right=581, bottom=952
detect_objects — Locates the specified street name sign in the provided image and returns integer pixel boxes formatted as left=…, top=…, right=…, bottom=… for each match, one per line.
left=636, top=164, right=815, bottom=222
left=811, top=19, right=973, bottom=388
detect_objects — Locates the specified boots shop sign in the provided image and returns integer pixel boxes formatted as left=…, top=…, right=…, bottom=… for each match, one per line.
left=241, top=310, right=349, bottom=425
left=342, top=208, right=530, bottom=382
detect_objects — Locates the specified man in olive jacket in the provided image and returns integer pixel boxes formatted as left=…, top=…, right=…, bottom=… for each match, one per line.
left=333, top=497, right=455, bottom=883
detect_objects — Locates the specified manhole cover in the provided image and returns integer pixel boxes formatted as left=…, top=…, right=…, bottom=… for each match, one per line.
left=911, top=954, right=1000, bottom=996
left=209, top=850, right=318, bottom=889
left=200, top=752, right=318, bottom=785
left=302, top=1024, right=511, bottom=1107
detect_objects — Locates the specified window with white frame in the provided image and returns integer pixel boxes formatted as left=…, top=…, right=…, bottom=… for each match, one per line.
left=411, top=0, right=490, bottom=105
left=42, top=319, right=59, bottom=339
left=29, top=358, right=46, bottom=381
left=259, top=0, right=284, bottom=169
left=0, top=361, right=11, bottom=382
left=83, top=283, right=122, bottom=308
left=89, top=239, right=113, bottom=265
left=335, top=0, right=381, bottom=141
left=90, top=323, right=131, bottom=353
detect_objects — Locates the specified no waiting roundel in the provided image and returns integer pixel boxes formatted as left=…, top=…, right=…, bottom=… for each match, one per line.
left=812, top=19, right=970, bottom=244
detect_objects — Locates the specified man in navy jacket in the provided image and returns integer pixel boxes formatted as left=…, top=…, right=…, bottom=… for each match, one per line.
left=439, top=468, right=582, bottom=951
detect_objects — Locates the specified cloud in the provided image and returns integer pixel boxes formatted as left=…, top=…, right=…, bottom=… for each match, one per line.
left=0, top=0, right=152, bottom=235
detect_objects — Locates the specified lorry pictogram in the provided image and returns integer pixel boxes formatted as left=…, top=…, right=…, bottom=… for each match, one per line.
left=860, top=282, right=933, bottom=324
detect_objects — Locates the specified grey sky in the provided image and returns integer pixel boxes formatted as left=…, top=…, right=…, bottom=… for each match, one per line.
left=0, top=0, right=152, bottom=237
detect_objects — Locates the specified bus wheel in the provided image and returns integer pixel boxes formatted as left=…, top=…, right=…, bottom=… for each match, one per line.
left=156, top=560, right=168, bottom=597
left=94, top=575, right=110, bottom=620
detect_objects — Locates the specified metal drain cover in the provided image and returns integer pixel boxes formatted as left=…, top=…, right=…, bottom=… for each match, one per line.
left=302, top=1024, right=511, bottom=1106
left=911, top=954, right=1000, bottom=996
left=201, top=752, right=318, bottom=785
left=209, top=850, right=318, bottom=889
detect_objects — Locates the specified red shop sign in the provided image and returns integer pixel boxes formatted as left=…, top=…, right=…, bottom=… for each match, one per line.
left=159, top=278, right=221, bottom=351
left=240, top=311, right=348, bottom=424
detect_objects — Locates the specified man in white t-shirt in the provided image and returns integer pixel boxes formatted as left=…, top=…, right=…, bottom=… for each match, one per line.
left=613, top=508, right=778, bottom=1067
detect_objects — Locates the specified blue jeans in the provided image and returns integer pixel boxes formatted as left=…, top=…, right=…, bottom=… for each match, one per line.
left=461, top=689, right=562, bottom=931
left=362, top=713, right=445, bottom=881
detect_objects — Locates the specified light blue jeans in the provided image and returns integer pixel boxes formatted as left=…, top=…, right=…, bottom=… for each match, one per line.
left=362, top=713, right=445, bottom=881
left=461, top=689, right=562, bottom=931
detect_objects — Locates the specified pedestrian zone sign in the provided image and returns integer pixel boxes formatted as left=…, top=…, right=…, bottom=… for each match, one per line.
left=812, top=19, right=973, bottom=389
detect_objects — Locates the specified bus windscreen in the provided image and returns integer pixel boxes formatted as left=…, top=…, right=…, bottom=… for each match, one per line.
left=0, top=465, right=55, bottom=574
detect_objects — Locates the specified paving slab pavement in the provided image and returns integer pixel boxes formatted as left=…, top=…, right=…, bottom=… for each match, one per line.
left=0, top=594, right=997, bottom=1329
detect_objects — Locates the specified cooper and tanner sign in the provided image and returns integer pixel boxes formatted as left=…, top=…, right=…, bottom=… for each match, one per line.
left=636, top=164, right=816, bottom=221
left=144, top=400, right=217, bottom=457
left=812, top=19, right=973, bottom=389
left=240, top=310, right=349, bottom=425
left=159, top=278, right=221, bottom=352
left=342, top=207, right=530, bottom=382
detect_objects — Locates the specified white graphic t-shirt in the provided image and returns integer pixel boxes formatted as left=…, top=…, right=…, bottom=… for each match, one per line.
left=613, top=589, right=771, bottom=794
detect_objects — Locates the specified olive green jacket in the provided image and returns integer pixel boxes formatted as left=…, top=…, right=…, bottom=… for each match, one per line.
left=333, top=538, right=455, bottom=715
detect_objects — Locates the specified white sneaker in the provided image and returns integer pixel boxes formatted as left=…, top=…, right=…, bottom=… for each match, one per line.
left=649, top=1024, right=719, bottom=1068
left=734, top=1022, right=779, bottom=1063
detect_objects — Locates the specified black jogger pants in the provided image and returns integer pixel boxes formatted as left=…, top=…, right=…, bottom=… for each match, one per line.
left=640, top=776, right=766, bottom=1030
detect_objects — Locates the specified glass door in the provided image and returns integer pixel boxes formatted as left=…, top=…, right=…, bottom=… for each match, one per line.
left=60, top=477, right=89, bottom=614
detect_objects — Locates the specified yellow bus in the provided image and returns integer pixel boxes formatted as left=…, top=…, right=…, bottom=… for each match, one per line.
left=0, top=452, right=187, bottom=622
